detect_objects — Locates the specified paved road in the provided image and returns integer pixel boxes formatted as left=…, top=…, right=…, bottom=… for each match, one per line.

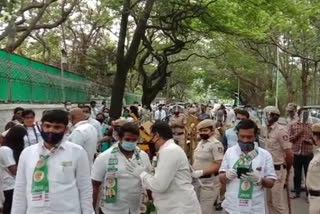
left=215, top=194, right=308, bottom=214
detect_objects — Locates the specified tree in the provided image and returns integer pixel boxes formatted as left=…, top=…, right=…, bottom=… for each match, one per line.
left=109, top=0, right=156, bottom=119
left=0, top=0, right=78, bottom=52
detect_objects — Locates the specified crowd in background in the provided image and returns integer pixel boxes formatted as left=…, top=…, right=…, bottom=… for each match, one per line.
left=0, top=100, right=320, bottom=214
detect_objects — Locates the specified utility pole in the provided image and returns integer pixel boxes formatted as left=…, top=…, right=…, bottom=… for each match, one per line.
left=61, top=49, right=67, bottom=103
left=275, top=47, right=280, bottom=108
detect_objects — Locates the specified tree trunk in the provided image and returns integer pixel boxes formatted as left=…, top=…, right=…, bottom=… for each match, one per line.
left=141, top=76, right=167, bottom=107
left=285, top=78, right=295, bottom=103
left=109, top=0, right=155, bottom=119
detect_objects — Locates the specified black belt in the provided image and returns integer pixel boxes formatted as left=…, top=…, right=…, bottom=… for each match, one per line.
left=199, top=172, right=219, bottom=179
left=309, top=190, right=320, bottom=197
left=274, top=164, right=286, bottom=170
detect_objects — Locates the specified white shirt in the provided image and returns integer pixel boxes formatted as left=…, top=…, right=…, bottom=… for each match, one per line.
left=88, top=117, right=102, bottom=141
left=0, top=146, right=16, bottom=190
left=225, top=127, right=238, bottom=148
left=227, top=109, right=236, bottom=124
left=24, top=124, right=42, bottom=147
left=0, top=169, right=4, bottom=208
left=11, top=140, right=93, bottom=214
left=154, top=110, right=166, bottom=121
left=140, top=139, right=201, bottom=214
left=219, top=144, right=277, bottom=214
left=92, top=144, right=151, bottom=214
left=68, top=120, right=98, bottom=168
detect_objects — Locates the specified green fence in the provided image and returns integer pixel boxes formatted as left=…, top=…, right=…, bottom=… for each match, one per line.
left=0, top=50, right=108, bottom=103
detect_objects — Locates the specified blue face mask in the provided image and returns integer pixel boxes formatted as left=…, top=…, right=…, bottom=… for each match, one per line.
left=238, top=140, right=255, bottom=152
left=121, top=141, right=137, bottom=151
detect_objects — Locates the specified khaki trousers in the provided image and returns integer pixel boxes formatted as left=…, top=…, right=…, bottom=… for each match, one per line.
left=266, top=168, right=288, bottom=214
left=309, top=196, right=320, bottom=214
left=195, top=179, right=218, bottom=214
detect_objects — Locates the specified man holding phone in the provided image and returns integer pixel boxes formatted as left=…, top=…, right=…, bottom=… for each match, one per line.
left=219, top=119, right=276, bottom=214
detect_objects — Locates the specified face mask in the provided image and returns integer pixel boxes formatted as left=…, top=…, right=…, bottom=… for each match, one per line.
left=121, top=141, right=137, bottom=151
left=104, top=113, right=109, bottom=118
left=97, top=119, right=104, bottom=124
left=200, top=134, right=210, bottom=140
left=123, top=113, right=130, bottom=118
left=41, top=131, right=64, bottom=145
left=174, top=111, right=179, bottom=115
left=238, top=141, right=255, bottom=152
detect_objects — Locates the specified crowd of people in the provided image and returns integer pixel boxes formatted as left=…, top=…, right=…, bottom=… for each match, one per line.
left=0, top=101, right=319, bottom=214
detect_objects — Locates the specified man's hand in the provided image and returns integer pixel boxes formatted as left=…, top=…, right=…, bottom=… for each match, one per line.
left=226, top=169, right=237, bottom=181
left=126, top=160, right=146, bottom=178
left=241, top=171, right=261, bottom=184
left=191, top=170, right=204, bottom=178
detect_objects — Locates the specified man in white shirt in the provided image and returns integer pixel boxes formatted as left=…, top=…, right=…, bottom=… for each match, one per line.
left=0, top=174, right=4, bottom=212
left=90, top=101, right=99, bottom=118
left=154, top=105, right=166, bottom=121
left=127, top=122, right=202, bottom=214
left=219, top=119, right=276, bottom=214
left=222, top=109, right=249, bottom=150
left=68, top=108, right=98, bottom=168
left=11, top=109, right=93, bottom=214
left=22, top=109, right=42, bottom=147
left=81, top=105, right=103, bottom=141
left=92, top=122, right=151, bottom=214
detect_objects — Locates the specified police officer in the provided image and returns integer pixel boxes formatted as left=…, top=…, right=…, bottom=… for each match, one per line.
left=262, top=106, right=293, bottom=214
left=169, top=106, right=187, bottom=149
left=306, top=123, right=320, bottom=214
left=286, top=103, right=299, bottom=125
left=191, top=119, right=224, bottom=214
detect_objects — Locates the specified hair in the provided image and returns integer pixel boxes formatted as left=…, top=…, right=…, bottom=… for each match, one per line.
left=81, top=105, right=91, bottom=112
left=313, top=132, right=320, bottom=139
left=96, top=113, right=105, bottom=119
left=130, top=106, right=140, bottom=118
left=118, top=122, right=140, bottom=138
left=41, top=110, right=69, bottom=126
left=2, top=125, right=27, bottom=164
left=236, top=119, right=258, bottom=135
left=22, top=109, right=35, bottom=118
left=235, top=109, right=250, bottom=119
left=12, top=107, right=24, bottom=121
left=90, top=101, right=96, bottom=105
left=151, top=121, right=173, bottom=140
left=14, top=107, right=24, bottom=114
left=270, top=113, right=280, bottom=122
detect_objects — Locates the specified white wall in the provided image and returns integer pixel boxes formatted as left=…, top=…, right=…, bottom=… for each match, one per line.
left=0, top=104, right=64, bottom=132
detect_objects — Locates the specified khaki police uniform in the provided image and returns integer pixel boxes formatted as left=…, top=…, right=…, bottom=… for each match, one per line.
left=264, top=121, right=291, bottom=214
left=214, top=122, right=232, bottom=142
left=306, top=123, right=320, bottom=214
left=169, top=113, right=187, bottom=149
left=193, top=120, right=224, bottom=214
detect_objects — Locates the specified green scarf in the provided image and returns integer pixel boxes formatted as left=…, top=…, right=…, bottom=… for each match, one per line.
left=31, top=155, right=50, bottom=195
left=233, top=148, right=259, bottom=200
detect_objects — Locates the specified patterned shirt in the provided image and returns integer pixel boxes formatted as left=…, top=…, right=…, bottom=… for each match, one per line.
left=289, top=122, right=313, bottom=156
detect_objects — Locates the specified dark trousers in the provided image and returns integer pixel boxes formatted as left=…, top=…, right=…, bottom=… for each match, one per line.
left=3, top=189, right=14, bottom=214
left=293, top=154, right=313, bottom=195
